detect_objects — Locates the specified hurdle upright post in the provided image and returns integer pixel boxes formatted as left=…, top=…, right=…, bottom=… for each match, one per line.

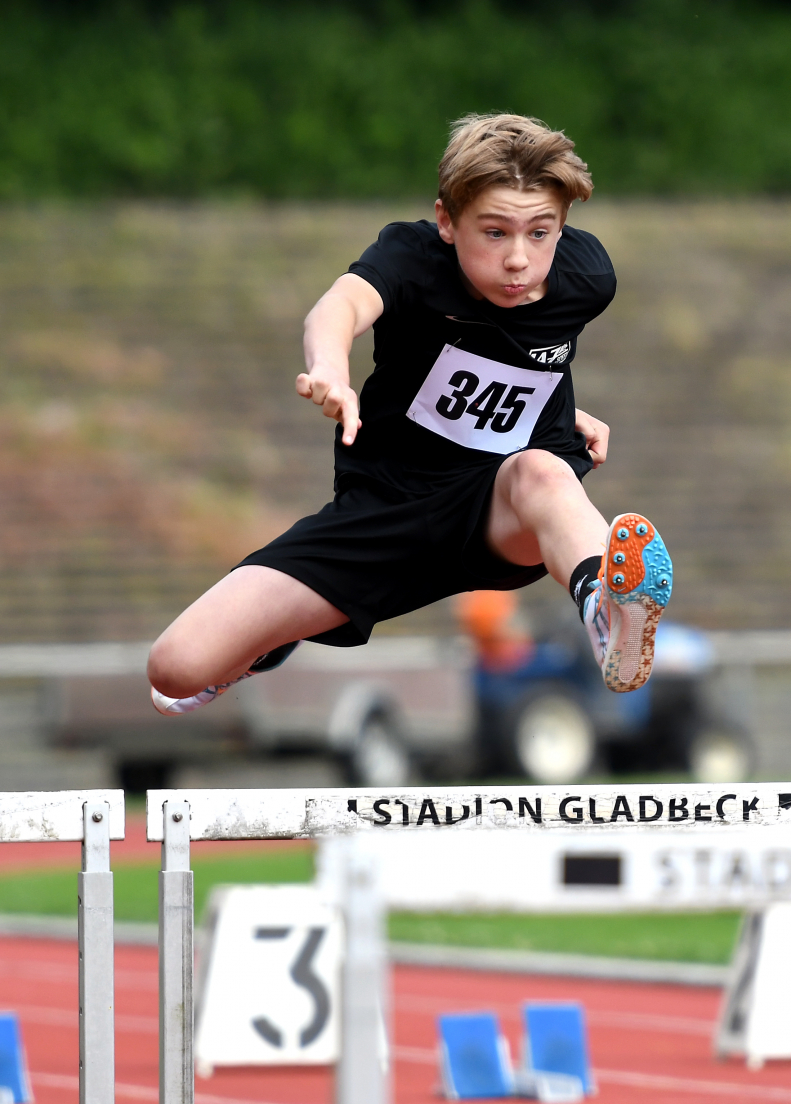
left=79, top=800, right=115, bottom=1104
left=336, top=838, right=390, bottom=1104
left=159, top=800, right=193, bottom=1104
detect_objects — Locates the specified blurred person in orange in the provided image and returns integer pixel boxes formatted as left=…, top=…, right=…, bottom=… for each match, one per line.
left=456, top=590, right=534, bottom=673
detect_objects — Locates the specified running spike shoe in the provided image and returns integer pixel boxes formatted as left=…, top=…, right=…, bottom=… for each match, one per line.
left=582, top=513, right=672, bottom=693
left=151, top=640, right=301, bottom=716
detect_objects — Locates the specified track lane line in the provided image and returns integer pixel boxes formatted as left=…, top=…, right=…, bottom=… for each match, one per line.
left=393, top=1045, right=436, bottom=1066
left=14, top=1004, right=158, bottom=1032
left=31, top=1072, right=323, bottom=1104
left=595, top=1067, right=791, bottom=1100
left=0, top=961, right=157, bottom=990
left=394, top=993, right=715, bottom=1035
left=392, top=1045, right=791, bottom=1099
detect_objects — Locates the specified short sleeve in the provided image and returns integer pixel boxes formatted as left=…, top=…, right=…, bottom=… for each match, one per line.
left=553, top=226, right=617, bottom=326
left=348, top=222, right=428, bottom=314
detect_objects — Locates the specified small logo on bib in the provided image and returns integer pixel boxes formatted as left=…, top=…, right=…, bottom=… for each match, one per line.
left=528, top=342, right=571, bottom=366
left=407, top=344, right=563, bottom=455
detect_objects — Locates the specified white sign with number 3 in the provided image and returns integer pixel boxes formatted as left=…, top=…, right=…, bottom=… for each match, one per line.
left=407, top=343, right=562, bottom=455
left=195, top=885, right=342, bottom=1072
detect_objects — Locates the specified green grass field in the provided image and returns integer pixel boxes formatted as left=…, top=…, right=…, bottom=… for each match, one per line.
left=0, top=852, right=315, bottom=923
left=0, top=851, right=741, bottom=964
left=389, top=911, right=741, bottom=965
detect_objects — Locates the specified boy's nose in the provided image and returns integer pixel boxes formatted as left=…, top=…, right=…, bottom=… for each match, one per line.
left=505, top=241, right=529, bottom=270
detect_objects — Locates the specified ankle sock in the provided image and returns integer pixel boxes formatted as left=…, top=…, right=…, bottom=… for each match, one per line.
left=248, top=641, right=300, bottom=674
left=569, top=555, right=603, bottom=621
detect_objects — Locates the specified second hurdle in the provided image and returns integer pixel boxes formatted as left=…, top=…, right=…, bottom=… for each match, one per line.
left=145, top=781, right=791, bottom=1104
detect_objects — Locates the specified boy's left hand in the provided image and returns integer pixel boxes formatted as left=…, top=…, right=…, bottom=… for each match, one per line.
left=575, top=408, right=609, bottom=468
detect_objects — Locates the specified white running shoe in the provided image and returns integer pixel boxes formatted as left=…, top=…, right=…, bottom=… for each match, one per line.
left=151, top=640, right=301, bottom=716
left=583, top=513, right=673, bottom=693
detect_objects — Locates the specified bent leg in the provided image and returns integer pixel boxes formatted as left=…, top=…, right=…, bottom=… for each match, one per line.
left=148, top=566, right=348, bottom=698
left=487, top=451, right=672, bottom=693
left=486, top=449, right=608, bottom=587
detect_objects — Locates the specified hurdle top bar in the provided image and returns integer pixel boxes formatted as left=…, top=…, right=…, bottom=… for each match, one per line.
left=147, top=784, right=791, bottom=841
left=0, top=789, right=124, bottom=842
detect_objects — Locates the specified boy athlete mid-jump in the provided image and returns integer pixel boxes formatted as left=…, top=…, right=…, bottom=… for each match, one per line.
left=148, top=114, right=673, bottom=716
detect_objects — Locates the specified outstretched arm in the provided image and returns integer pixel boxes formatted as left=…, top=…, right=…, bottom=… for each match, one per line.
left=299, top=273, right=384, bottom=446
left=575, top=408, right=609, bottom=468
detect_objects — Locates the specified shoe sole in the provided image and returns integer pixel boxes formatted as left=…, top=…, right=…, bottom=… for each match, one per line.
left=151, top=685, right=224, bottom=716
left=150, top=642, right=303, bottom=716
left=601, top=513, right=673, bottom=693
left=151, top=688, right=183, bottom=716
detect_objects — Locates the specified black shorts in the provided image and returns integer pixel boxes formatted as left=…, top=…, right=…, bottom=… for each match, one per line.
left=235, top=462, right=548, bottom=647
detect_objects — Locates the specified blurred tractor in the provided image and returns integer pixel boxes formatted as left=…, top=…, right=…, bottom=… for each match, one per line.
left=456, top=591, right=753, bottom=785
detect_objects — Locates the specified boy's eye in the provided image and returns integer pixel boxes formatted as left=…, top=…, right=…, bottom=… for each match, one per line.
left=532, top=229, right=548, bottom=239
left=486, top=229, right=505, bottom=239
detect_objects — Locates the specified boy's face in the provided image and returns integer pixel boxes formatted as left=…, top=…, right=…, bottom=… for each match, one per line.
left=435, top=185, right=566, bottom=309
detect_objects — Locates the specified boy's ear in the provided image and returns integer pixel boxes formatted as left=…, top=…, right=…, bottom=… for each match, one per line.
left=435, top=199, right=456, bottom=244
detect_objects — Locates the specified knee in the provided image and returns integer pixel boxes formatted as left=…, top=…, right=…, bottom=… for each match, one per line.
left=507, top=450, right=576, bottom=499
left=147, top=637, right=202, bottom=699
left=146, top=638, right=177, bottom=696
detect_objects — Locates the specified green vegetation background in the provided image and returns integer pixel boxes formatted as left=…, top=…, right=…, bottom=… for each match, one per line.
left=0, top=851, right=741, bottom=964
left=2, top=0, right=791, bottom=199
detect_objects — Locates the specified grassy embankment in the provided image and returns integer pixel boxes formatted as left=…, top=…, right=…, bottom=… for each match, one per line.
left=0, top=850, right=741, bottom=964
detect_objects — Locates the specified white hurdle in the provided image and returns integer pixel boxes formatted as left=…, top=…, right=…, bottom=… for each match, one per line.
left=147, top=781, right=791, bottom=1104
left=159, top=801, right=193, bottom=1104
left=334, top=837, right=389, bottom=1104
left=0, top=789, right=125, bottom=1104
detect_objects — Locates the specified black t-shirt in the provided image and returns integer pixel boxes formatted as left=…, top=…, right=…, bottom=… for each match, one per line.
left=340, top=219, right=615, bottom=494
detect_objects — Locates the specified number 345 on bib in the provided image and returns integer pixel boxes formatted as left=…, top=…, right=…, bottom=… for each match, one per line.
left=407, top=344, right=562, bottom=455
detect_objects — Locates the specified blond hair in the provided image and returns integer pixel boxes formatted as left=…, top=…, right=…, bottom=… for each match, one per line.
left=438, top=113, right=593, bottom=222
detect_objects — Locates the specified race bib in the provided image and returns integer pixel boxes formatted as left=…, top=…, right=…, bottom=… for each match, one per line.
left=406, top=344, right=562, bottom=455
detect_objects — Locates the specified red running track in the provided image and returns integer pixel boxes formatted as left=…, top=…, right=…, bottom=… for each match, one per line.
left=3, top=936, right=791, bottom=1103
left=0, top=816, right=308, bottom=871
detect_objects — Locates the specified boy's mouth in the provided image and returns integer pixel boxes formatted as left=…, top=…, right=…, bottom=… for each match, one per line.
left=502, top=283, right=527, bottom=295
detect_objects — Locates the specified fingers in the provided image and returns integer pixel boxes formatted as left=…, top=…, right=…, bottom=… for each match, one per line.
left=320, top=383, right=348, bottom=419
left=589, top=444, right=605, bottom=468
left=576, top=411, right=609, bottom=468
left=295, top=373, right=360, bottom=444
left=341, top=404, right=361, bottom=446
left=325, top=387, right=360, bottom=445
left=587, top=433, right=607, bottom=467
left=593, top=419, right=610, bottom=455
left=296, top=373, right=336, bottom=411
left=592, top=425, right=609, bottom=466
left=295, top=373, right=313, bottom=398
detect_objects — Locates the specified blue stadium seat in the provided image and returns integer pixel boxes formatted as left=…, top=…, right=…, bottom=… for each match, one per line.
left=0, top=1013, right=31, bottom=1103
left=522, top=1003, right=593, bottom=1096
left=438, top=1011, right=514, bottom=1099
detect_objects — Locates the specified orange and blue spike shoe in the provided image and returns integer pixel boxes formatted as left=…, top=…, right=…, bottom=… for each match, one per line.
left=583, top=514, right=672, bottom=693
left=150, top=640, right=301, bottom=716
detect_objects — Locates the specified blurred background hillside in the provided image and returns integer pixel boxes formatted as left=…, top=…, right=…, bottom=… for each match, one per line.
left=3, top=200, right=791, bottom=642
left=0, top=0, right=790, bottom=642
